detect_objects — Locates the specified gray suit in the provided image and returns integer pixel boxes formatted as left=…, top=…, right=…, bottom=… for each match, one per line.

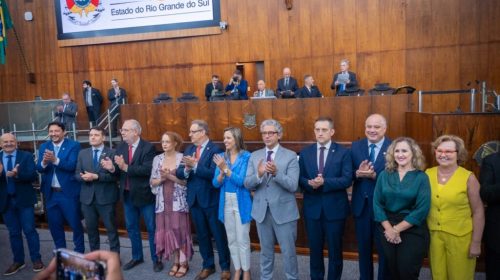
left=244, top=145, right=300, bottom=280
left=55, top=101, right=78, bottom=131
left=253, top=89, right=276, bottom=98
left=75, top=146, right=120, bottom=253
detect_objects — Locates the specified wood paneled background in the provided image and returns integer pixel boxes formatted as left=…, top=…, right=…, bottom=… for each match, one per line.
left=0, top=0, right=499, bottom=122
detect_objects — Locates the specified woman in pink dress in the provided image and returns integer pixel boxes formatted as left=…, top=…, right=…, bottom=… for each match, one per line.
left=150, top=131, right=193, bottom=278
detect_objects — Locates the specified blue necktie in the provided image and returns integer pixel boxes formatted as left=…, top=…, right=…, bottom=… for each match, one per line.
left=6, top=155, right=15, bottom=194
left=369, top=144, right=376, bottom=163
left=93, top=149, right=99, bottom=169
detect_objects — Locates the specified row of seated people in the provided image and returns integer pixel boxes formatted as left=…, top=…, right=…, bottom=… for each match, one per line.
left=2, top=116, right=499, bottom=280
left=205, top=60, right=359, bottom=101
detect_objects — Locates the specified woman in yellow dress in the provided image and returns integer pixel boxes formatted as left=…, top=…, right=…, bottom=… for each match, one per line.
left=426, top=135, right=484, bottom=280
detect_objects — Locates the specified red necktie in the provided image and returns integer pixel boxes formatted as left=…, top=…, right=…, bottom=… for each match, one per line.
left=195, top=145, right=202, bottom=159
left=126, top=145, right=133, bottom=190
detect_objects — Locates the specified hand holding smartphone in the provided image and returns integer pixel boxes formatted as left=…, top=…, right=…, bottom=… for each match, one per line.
left=55, top=248, right=105, bottom=280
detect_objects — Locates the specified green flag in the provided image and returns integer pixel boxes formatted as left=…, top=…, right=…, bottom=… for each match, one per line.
left=0, top=0, right=14, bottom=64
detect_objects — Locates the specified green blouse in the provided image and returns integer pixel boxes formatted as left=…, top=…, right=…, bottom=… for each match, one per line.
left=373, top=170, right=431, bottom=226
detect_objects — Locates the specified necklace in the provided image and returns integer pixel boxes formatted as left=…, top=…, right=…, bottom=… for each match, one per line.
left=438, top=167, right=457, bottom=183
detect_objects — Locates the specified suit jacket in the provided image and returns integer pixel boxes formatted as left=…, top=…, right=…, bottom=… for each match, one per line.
left=299, top=142, right=352, bottom=221
left=76, top=146, right=119, bottom=205
left=225, top=80, right=249, bottom=100
left=55, top=101, right=78, bottom=130
left=244, top=145, right=300, bottom=224
left=297, top=85, right=322, bottom=98
left=114, top=139, right=156, bottom=207
left=276, top=77, right=299, bottom=98
left=0, top=150, right=38, bottom=212
left=107, top=88, right=127, bottom=106
left=204, top=82, right=224, bottom=101
left=331, top=71, right=358, bottom=94
left=350, top=138, right=391, bottom=218
left=36, top=139, right=81, bottom=200
left=83, top=87, right=103, bottom=108
left=479, top=152, right=500, bottom=251
left=176, top=140, right=222, bottom=208
left=253, top=89, right=275, bottom=98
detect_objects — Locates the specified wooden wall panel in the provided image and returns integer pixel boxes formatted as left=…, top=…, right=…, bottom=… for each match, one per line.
left=0, top=0, right=499, bottom=117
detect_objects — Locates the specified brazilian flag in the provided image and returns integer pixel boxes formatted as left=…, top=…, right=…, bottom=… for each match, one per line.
left=0, top=0, right=13, bottom=65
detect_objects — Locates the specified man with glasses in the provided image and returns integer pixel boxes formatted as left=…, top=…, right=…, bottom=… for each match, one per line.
left=101, top=119, right=161, bottom=272
left=176, top=120, right=230, bottom=280
left=244, top=119, right=300, bottom=280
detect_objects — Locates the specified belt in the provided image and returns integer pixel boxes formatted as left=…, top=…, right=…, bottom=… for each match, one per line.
left=51, top=187, right=63, bottom=192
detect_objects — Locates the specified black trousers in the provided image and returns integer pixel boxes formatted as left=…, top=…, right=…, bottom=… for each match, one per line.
left=81, top=202, right=120, bottom=253
left=377, top=213, right=429, bottom=280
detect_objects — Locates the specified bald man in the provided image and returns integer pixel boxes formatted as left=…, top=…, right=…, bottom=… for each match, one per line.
left=350, top=114, right=391, bottom=280
left=253, top=80, right=276, bottom=98
left=276, top=67, right=299, bottom=98
left=1, top=133, right=44, bottom=275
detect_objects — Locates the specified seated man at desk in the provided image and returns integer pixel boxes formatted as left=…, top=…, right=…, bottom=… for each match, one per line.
left=225, top=70, right=248, bottom=100
left=297, top=75, right=322, bottom=98
left=330, top=59, right=358, bottom=95
left=205, top=74, right=224, bottom=101
left=253, top=80, right=276, bottom=98
left=276, top=67, right=299, bottom=98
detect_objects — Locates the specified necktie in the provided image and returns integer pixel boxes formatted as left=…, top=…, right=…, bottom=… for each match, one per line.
left=6, top=155, right=15, bottom=194
left=285, top=78, right=289, bottom=88
left=93, top=149, right=99, bottom=169
left=266, top=150, right=273, bottom=162
left=126, top=145, right=133, bottom=191
left=318, top=146, right=326, bottom=174
left=369, top=144, right=376, bottom=163
left=54, top=145, right=60, bottom=156
left=260, top=91, right=264, bottom=97
left=195, top=145, right=202, bottom=160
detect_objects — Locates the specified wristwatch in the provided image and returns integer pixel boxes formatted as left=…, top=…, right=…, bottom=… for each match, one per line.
left=223, top=168, right=229, bottom=175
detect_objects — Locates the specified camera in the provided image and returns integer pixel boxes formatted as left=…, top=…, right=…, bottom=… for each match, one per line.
left=55, top=248, right=106, bottom=280
left=232, top=76, right=239, bottom=82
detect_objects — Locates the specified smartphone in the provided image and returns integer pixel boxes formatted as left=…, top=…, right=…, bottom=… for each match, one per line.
left=55, top=248, right=105, bottom=280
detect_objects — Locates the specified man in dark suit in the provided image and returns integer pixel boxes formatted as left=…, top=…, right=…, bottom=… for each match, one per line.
left=101, top=119, right=161, bottom=272
left=276, top=67, right=299, bottom=98
left=107, top=78, right=127, bottom=137
left=204, top=74, right=224, bottom=101
left=0, top=133, right=44, bottom=276
left=297, top=75, right=322, bottom=98
left=54, top=93, right=78, bottom=133
left=82, top=80, right=103, bottom=126
left=330, top=59, right=358, bottom=95
left=350, top=114, right=391, bottom=280
left=299, top=117, right=352, bottom=280
left=36, top=122, right=84, bottom=253
left=176, top=120, right=231, bottom=280
left=480, top=151, right=500, bottom=280
left=76, top=127, right=120, bottom=254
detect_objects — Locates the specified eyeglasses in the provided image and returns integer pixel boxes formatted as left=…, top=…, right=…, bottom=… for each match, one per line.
left=435, top=149, right=457, bottom=155
left=189, top=129, right=203, bottom=135
left=119, top=128, right=131, bottom=133
left=261, top=131, right=278, bottom=136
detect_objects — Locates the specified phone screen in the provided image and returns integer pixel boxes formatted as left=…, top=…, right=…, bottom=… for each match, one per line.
left=55, top=249, right=105, bottom=280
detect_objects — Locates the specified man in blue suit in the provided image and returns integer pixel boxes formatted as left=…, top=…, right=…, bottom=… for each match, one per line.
left=36, top=121, right=84, bottom=253
left=351, top=114, right=391, bottom=280
left=0, top=133, right=44, bottom=275
left=299, top=117, right=352, bottom=280
left=176, top=120, right=231, bottom=280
